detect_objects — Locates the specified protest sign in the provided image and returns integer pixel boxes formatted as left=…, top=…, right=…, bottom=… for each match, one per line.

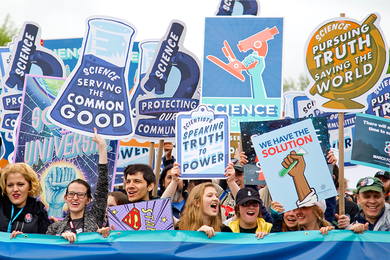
left=250, top=119, right=336, bottom=211
left=366, top=76, right=390, bottom=117
left=14, top=75, right=118, bottom=218
left=0, top=22, right=65, bottom=133
left=108, top=198, right=174, bottom=231
left=130, top=21, right=201, bottom=141
left=305, top=13, right=388, bottom=112
left=240, top=116, right=330, bottom=185
left=48, top=17, right=136, bottom=139
left=202, top=17, right=283, bottom=132
left=215, top=0, right=260, bottom=16
left=351, top=113, right=390, bottom=170
left=176, top=105, right=229, bottom=179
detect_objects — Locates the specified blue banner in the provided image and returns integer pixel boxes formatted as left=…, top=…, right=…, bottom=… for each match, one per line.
left=0, top=230, right=389, bottom=259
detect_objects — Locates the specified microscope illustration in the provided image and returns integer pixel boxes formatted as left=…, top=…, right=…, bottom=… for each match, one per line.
left=206, top=26, right=278, bottom=83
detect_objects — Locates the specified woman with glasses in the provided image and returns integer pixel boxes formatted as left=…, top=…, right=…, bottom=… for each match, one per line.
left=0, top=163, right=51, bottom=238
left=228, top=187, right=272, bottom=239
left=46, top=128, right=109, bottom=243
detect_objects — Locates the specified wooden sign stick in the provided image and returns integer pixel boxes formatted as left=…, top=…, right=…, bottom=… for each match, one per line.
left=338, top=13, right=346, bottom=216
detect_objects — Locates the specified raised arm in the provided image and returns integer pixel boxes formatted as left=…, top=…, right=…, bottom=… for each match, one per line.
left=224, top=162, right=240, bottom=198
left=161, top=162, right=181, bottom=199
left=89, top=128, right=109, bottom=228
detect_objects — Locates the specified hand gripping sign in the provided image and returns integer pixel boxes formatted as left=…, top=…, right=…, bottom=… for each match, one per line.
left=305, top=13, right=388, bottom=112
left=131, top=20, right=201, bottom=141
left=0, top=22, right=66, bottom=132
left=48, top=17, right=136, bottom=140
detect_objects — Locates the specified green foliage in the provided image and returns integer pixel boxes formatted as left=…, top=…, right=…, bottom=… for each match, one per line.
left=283, top=73, right=309, bottom=92
left=0, top=14, right=19, bottom=47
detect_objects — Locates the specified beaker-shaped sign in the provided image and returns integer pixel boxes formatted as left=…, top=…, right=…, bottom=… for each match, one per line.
left=48, top=17, right=136, bottom=139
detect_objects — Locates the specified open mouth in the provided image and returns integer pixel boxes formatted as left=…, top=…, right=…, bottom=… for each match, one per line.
left=211, top=203, right=218, bottom=210
left=12, top=194, right=20, bottom=199
left=247, top=211, right=255, bottom=216
left=128, top=191, right=136, bottom=197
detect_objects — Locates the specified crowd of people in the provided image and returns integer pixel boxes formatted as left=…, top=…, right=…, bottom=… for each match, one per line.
left=1, top=136, right=390, bottom=246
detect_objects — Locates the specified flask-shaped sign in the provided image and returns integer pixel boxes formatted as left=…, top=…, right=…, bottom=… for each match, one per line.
left=48, top=17, right=136, bottom=139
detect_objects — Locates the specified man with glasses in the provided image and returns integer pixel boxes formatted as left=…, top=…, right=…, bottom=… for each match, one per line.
left=338, top=177, right=390, bottom=233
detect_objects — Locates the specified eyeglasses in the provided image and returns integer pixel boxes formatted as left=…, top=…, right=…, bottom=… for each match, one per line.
left=242, top=201, right=260, bottom=207
left=67, top=191, right=87, bottom=199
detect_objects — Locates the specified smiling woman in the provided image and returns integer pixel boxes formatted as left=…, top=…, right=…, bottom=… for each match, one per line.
left=0, top=163, right=50, bottom=238
left=46, top=128, right=110, bottom=243
left=228, top=187, right=272, bottom=239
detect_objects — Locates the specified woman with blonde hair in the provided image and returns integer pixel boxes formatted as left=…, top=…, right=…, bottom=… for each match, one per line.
left=177, top=182, right=232, bottom=238
left=0, top=163, right=50, bottom=238
left=295, top=200, right=334, bottom=235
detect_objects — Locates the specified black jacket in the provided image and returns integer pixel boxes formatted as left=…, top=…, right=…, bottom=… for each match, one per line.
left=0, top=195, right=50, bottom=234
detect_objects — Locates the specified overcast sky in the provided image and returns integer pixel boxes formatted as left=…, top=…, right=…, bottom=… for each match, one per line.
left=2, top=0, right=390, bottom=83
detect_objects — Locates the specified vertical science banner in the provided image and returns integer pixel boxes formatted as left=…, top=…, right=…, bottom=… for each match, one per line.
left=176, top=105, right=229, bottom=178
left=351, top=113, right=390, bottom=170
left=14, top=75, right=118, bottom=218
left=251, top=119, right=336, bottom=211
left=202, top=17, right=283, bottom=132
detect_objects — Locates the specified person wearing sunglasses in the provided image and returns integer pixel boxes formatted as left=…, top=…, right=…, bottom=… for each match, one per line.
left=46, top=128, right=109, bottom=243
left=228, top=187, right=272, bottom=239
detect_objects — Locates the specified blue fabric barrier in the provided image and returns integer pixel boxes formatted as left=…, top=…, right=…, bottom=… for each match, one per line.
left=0, top=230, right=389, bottom=259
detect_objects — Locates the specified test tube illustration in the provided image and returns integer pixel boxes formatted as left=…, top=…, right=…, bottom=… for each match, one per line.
left=279, top=148, right=307, bottom=177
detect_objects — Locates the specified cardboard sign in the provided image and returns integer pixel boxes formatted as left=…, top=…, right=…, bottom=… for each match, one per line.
left=202, top=17, right=283, bottom=132
left=14, top=75, right=118, bottom=218
left=251, top=119, right=336, bottom=211
left=48, top=17, right=136, bottom=139
left=351, top=113, right=390, bottom=170
left=240, top=117, right=330, bottom=185
left=0, top=22, right=65, bottom=133
left=215, top=0, right=260, bottom=16
left=366, top=76, right=390, bottom=117
left=131, top=20, right=201, bottom=141
left=108, top=198, right=174, bottom=231
left=176, top=105, right=229, bottom=179
left=305, top=13, right=388, bottom=112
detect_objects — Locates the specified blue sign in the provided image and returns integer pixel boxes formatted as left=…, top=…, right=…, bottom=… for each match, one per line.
left=131, top=20, right=201, bottom=141
left=176, top=105, right=229, bottom=178
left=202, top=17, right=283, bottom=132
left=48, top=17, right=136, bottom=140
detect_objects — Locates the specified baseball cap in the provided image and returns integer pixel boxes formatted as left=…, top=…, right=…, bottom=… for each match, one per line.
left=235, top=187, right=261, bottom=205
left=374, top=171, right=390, bottom=180
left=356, top=177, right=384, bottom=193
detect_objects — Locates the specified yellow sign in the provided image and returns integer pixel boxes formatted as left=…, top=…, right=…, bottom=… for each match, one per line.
left=305, top=13, right=388, bottom=112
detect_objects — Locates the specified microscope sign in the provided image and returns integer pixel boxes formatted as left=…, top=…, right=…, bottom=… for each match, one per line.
left=202, top=17, right=283, bottom=132
left=0, top=22, right=65, bottom=132
left=176, top=105, right=230, bottom=179
left=251, top=119, right=336, bottom=211
left=305, top=13, right=388, bottom=112
left=48, top=17, right=136, bottom=139
left=132, top=20, right=201, bottom=141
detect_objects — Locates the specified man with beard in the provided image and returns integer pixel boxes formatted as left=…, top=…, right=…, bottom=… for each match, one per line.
left=159, top=164, right=188, bottom=219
